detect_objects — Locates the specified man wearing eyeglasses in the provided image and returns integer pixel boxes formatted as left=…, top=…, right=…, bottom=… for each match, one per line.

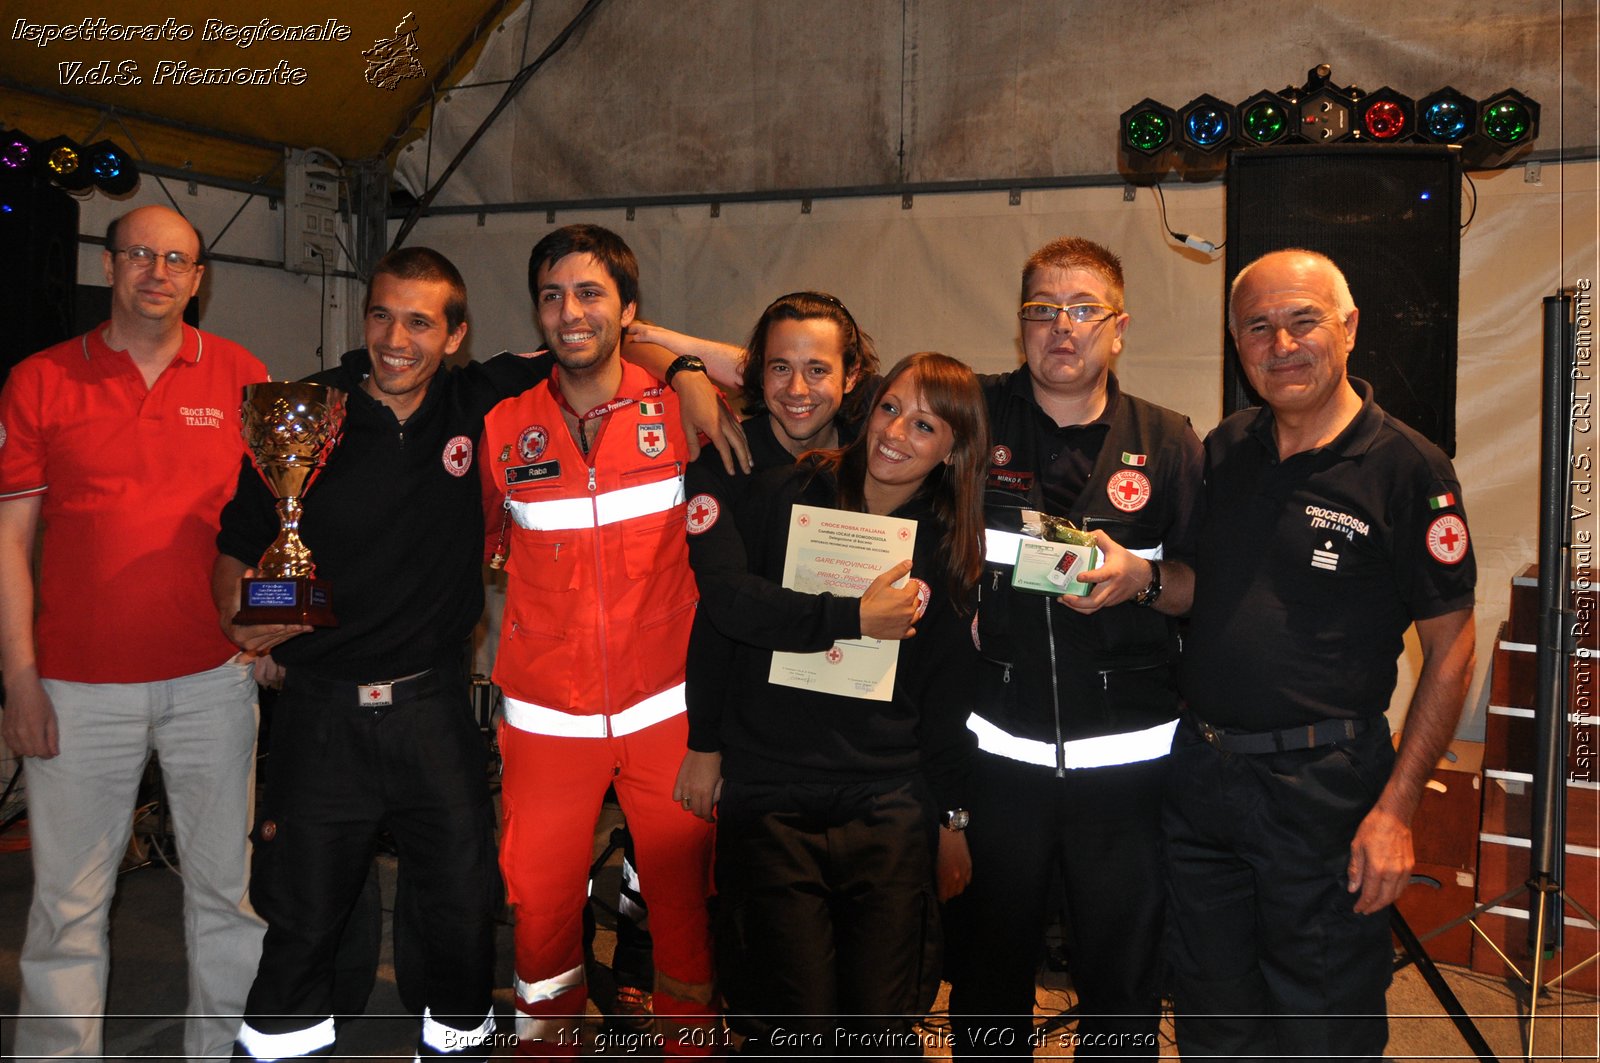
left=946, top=237, right=1201, bottom=1058
left=0, top=204, right=268, bottom=1059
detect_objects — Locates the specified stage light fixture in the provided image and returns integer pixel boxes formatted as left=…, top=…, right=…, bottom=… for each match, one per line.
left=1416, top=88, right=1477, bottom=144
left=1120, top=99, right=1177, bottom=156
left=1178, top=94, right=1235, bottom=153
left=1, top=131, right=35, bottom=171
left=1356, top=88, right=1415, bottom=141
left=1297, top=87, right=1356, bottom=142
left=84, top=140, right=139, bottom=195
left=1236, top=91, right=1296, bottom=146
left=1478, top=88, right=1539, bottom=148
left=42, top=139, right=79, bottom=178
left=37, top=135, right=93, bottom=191
left=1121, top=69, right=1540, bottom=177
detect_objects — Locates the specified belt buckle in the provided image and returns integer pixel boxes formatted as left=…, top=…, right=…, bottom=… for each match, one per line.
left=1198, top=721, right=1221, bottom=748
left=358, top=682, right=394, bottom=707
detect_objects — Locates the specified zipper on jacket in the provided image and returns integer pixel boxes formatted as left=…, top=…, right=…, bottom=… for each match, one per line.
left=1045, top=599, right=1066, bottom=777
left=588, top=463, right=613, bottom=733
left=489, top=497, right=512, bottom=570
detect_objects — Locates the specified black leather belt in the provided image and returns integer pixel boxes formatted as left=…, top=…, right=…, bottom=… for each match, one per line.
left=285, top=666, right=452, bottom=708
left=1190, top=716, right=1369, bottom=755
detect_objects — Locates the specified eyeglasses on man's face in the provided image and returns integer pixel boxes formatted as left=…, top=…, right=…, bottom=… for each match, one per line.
left=112, top=245, right=200, bottom=274
left=1017, top=301, right=1120, bottom=326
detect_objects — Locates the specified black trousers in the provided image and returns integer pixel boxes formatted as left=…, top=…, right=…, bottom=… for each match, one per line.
left=945, top=751, right=1167, bottom=1060
left=714, top=776, right=939, bottom=1056
left=1163, top=721, right=1395, bottom=1063
left=241, top=666, right=501, bottom=1059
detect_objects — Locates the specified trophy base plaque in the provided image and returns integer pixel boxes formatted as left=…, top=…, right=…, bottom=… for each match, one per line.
left=235, top=576, right=337, bottom=627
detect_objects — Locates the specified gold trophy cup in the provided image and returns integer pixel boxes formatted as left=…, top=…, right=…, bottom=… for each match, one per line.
left=234, top=382, right=347, bottom=626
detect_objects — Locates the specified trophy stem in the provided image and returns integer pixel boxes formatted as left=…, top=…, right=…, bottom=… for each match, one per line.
left=259, top=496, right=317, bottom=579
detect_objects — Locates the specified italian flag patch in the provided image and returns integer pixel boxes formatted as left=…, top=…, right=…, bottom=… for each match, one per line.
left=1428, top=492, right=1456, bottom=510
left=1121, top=452, right=1147, bottom=466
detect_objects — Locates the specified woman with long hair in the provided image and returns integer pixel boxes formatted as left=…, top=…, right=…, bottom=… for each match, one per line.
left=684, top=351, right=988, bottom=1053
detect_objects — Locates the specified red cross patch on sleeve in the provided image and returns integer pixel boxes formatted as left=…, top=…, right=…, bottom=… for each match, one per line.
left=1426, top=514, right=1469, bottom=565
left=686, top=493, right=719, bottom=534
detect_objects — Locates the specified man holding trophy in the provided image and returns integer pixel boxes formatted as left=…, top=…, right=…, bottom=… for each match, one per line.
left=0, top=204, right=268, bottom=1059
left=217, top=245, right=744, bottom=1061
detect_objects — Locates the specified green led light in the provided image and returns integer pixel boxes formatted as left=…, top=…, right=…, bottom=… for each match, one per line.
left=1242, top=103, right=1287, bottom=143
left=1126, top=111, right=1171, bottom=152
left=1481, top=101, right=1531, bottom=145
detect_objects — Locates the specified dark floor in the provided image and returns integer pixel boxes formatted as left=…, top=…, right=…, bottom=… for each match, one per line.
left=1, top=801, right=1597, bottom=1060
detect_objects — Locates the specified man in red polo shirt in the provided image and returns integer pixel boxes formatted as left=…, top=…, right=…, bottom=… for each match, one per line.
left=0, top=204, right=268, bottom=1059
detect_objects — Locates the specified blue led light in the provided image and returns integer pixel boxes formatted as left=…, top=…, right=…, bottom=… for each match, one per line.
left=1421, top=100, right=1470, bottom=142
left=1419, top=191, right=1431, bottom=201
left=90, top=152, right=125, bottom=180
left=1185, top=107, right=1229, bottom=147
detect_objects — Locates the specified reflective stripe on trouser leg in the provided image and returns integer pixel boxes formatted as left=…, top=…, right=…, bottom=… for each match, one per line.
left=236, top=1017, right=336, bottom=1059
left=513, top=965, right=584, bottom=1057
left=418, top=1006, right=495, bottom=1058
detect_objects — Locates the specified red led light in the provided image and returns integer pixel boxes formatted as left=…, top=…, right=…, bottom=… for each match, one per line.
left=1364, top=100, right=1407, bottom=140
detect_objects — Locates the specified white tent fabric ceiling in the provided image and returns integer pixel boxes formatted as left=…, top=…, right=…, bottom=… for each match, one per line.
left=394, top=0, right=1593, bottom=207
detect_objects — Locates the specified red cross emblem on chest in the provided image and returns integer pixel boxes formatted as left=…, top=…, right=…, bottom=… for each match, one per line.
left=638, top=422, right=666, bottom=458
left=441, top=435, right=473, bottom=477
left=1106, top=469, right=1151, bottom=513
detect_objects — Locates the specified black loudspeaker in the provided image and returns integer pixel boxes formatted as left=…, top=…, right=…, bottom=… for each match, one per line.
left=0, top=171, right=78, bottom=386
left=1224, top=145, right=1462, bottom=455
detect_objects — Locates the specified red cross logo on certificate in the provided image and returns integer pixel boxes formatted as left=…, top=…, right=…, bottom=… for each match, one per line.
left=1106, top=469, right=1151, bottom=513
left=441, top=435, right=473, bottom=477
left=638, top=422, right=666, bottom=458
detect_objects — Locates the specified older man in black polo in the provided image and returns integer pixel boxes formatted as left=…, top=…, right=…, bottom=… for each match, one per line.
left=1167, top=249, right=1477, bottom=1061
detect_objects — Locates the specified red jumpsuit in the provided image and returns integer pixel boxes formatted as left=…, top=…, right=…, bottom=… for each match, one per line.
left=481, top=364, right=715, bottom=1056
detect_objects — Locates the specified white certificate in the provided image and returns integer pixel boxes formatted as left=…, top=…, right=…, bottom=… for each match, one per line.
left=767, top=504, right=917, bottom=701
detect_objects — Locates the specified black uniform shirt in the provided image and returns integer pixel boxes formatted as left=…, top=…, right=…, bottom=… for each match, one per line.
left=972, top=368, right=1203, bottom=744
left=217, top=348, right=548, bottom=681
left=1181, top=378, right=1476, bottom=730
left=696, top=460, right=976, bottom=808
left=684, top=408, right=869, bottom=749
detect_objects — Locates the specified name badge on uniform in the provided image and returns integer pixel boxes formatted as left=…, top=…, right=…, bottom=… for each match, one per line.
left=506, top=460, right=561, bottom=486
left=987, top=468, right=1034, bottom=493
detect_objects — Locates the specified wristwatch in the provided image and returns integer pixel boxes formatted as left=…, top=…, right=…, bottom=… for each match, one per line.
left=941, top=809, right=970, bottom=832
left=1133, top=559, right=1163, bottom=608
left=664, top=354, right=707, bottom=386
